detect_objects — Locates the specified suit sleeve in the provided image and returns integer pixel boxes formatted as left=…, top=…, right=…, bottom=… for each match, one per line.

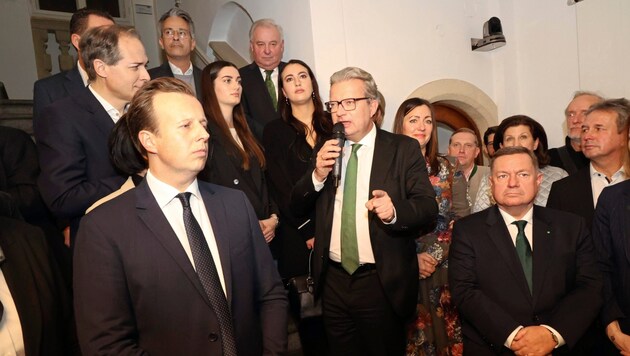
left=73, top=214, right=148, bottom=356
left=33, top=80, right=52, bottom=125
left=449, top=220, right=522, bottom=349
left=35, top=105, right=123, bottom=220
left=0, top=127, right=49, bottom=221
left=240, top=190, right=289, bottom=354
left=384, top=139, right=437, bottom=234
left=592, top=190, right=625, bottom=328
left=263, top=126, right=313, bottom=240
left=545, top=180, right=562, bottom=211
left=544, top=217, right=602, bottom=347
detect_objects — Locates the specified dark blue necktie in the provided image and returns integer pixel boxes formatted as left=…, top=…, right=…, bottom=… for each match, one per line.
left=177, top=192, right=237, bottom=355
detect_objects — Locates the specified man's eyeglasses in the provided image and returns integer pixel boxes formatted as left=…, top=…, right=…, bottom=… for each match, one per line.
left=325, top=97, right=371, bottom=113
left=162, top=28, right=190, bottom=39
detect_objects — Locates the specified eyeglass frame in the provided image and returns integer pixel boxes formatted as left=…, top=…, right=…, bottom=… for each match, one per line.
left=325, top=97, right=372, bottom=113
left=162, top=28, right=191, bottom=39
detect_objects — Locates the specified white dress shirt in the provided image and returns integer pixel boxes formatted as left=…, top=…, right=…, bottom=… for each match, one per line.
left=590, top=163, right=626, bottom=206
left=313, top=125, right=379, bottom=264
left=88, top=85, right=122, bottom=123
left=145, top=170, right=227, bottom=295
left=77, top=60, right=89, bottom=87
left=258, top=66, right=279, bottom=95
left=0, top=269, right=24, bottom=356
left=498, top=206, right=565, bottom=349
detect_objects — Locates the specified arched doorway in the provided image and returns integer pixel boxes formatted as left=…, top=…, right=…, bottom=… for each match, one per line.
left=407, top=79, right=498, bottom=166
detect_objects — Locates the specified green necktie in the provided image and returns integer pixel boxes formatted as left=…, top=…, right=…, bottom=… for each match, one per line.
left=264, top=70, right=277, bottom=111
left=513, top=220, right=533, bottom=293
left=341, top=144, right=362, bottom=274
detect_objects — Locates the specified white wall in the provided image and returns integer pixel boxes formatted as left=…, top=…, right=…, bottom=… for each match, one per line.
left=2, top=0, right=628, bottom=150
left=0, top=0, right=39, bottom=99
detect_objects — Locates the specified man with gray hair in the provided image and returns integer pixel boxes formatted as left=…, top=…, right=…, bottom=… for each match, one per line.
left=548, top=98, right=630, bottom=231
left=291, top=66, right=437, bottom=354
left=149, top=8, right=202, bottom=100
left=35, top=25, right=150, bottom=243
left=239, top=18, right=286, bottom=140
left=548, top=91, right=603, bottom=175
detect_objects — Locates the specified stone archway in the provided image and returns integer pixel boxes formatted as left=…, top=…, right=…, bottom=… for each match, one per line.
left=206, top=2, right=252, bottom=67
left=407, top=79, right=498, bottom=164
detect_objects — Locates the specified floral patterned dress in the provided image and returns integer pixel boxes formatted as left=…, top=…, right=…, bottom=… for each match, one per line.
left=406, top=156, right=465, bottom=356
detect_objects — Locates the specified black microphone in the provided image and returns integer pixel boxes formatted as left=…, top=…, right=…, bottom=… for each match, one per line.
left=331, top=122, right=345, bottom=188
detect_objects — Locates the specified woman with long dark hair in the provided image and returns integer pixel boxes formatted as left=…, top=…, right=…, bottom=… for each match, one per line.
left=393, top=97, right=467, bottom=356
left=263, top=59, right=332, bottom=355
left=199, top=61, right=279, bottom=246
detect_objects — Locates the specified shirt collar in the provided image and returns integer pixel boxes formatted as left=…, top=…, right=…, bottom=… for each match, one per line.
left=88, top=85, right=122, bottom=122
left=145, top=169, right=201, bottom=209
left=498, top=205, right=534, bottom=226
left=77, top=60, right=89, bottom=86
left=346, top=123, right=377, bottom=148
left=169, top=61, right=193, bottom=75
left=258, top=66, right=278, bottom=77
left=589, top=162, right=625, bottom=182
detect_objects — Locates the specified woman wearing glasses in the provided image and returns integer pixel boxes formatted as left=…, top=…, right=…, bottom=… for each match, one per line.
left=199, top=61, right=280, bottom=250
left=263, top=59, right=332, bottom=354
left=393, top=98, right=467, bottom=356
left=472, top=115, right=568, bottom=213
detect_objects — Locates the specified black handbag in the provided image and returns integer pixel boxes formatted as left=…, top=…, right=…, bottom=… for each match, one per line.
left=286, top=249, right=322, bottom=319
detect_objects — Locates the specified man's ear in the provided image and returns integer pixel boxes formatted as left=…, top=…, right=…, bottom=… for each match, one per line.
left=139, top=130, right=158, bottom=154
left=369, top=98, right=378, bottom=117
left=158, top=37, right=165, bottom=50
left=71, top=33, right=81, bottom=51
left=93, top=59, right=107, bottom=79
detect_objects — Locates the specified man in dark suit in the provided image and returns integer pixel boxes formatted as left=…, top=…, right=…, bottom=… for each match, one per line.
left=0, top=192, right=77, bottom=355
left=291, top=67, right=437, bottom=355
left=592, top=179, right=630, bottom=354
left=35, top=25, right=149, bottom=241
left=32, top=8, right=114, bottom=129
left=449, top=146, right=602, bottom=355
left=74, top=78, right=287, bottom=355
left=148, top=8, right=202, bottom=100
left=0, top=126, right=70, bottom=279
left=547, top=98, right=629, bottom=231
left=548, top=91, right=602, bottom=175
left=239, top=18, right=286, bottom=140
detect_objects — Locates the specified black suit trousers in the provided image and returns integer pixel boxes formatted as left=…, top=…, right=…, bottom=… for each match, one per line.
left=322, top=265, right=405, bottom=356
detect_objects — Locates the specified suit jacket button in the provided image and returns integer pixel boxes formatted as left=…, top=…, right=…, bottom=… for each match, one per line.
left=533, top=315, right=540, bottom=322
left=208, top=333, right=218, bottom=342
left=233, top=179, right=239, bottom=185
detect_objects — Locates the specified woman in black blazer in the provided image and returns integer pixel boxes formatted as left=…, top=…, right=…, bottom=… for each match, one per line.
left=199, top=61, right=279, bottom=248
left=263, top=59, right=332, bottom=354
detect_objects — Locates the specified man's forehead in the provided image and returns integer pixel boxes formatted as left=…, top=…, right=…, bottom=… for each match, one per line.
left=253, top=26, right=280, bottom=40
left=451, top=132, right=476, bottom=142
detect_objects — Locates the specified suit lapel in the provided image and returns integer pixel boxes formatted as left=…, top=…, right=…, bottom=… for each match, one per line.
left=531, top=206, right=553, bottom=305
left=368, top=129, right=394, bottom=198
left=200, top=184, right=234, bottom=306
left=486, top=207, right=533, bottom=303
left=134, top=181, right=212, bottom=307
left=76, top=88, right=116, bottom=138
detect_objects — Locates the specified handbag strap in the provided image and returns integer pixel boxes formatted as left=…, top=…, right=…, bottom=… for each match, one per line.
left=307, top=249, right=314, bottom=277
